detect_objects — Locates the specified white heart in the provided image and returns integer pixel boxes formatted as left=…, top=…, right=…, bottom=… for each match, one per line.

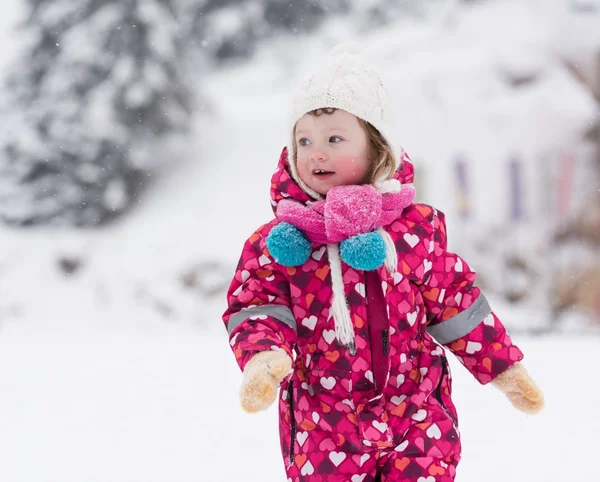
left=426, top=423, right=442, bottom=440
left=359, top=453, right=370, bottom=467
left=412, top=409, right=427, bottom=421
left=312, top=411, right=320, bottom=423
left=301, top=460, right=314, bottom=476
left=431, top=346, right=443, bottom=356
left=391, top=395, right=406, bottom=405
left=393, top=272, right=403, bottom=284
left=395, top=374, right=405, bottom=388
left=365, top=370, right=374, bottom=383
left=395, top=440, right=409, bottom=452
left=312, top=246, right=326, bottom=261
left=455, top=258, right=463, bottom=272
left=232, top=285, right=243, bottom=296
left=437, top=288, right=446, bottom=303
left=420, top=367, right=428, bottom=382
left=301, top=382, right=314, bottom=397
left=407, top=312, right=417, bottom=326
left=352, top=475, right=367, bottom=482
left=329, top=451, right=346, bottom=467
left=423, top=259, right=432, bottom=273
left=229, top=333, right=239, bottom=347
left=342, top=398, right=355, bottom=410
left=249, top=314, right=267, bottom=320
left=355, top=283, right=365, bottom=297
left=241, top=270, right=250, bottom=282
left=466, top=341, right=482, bottom=354
left=428, top=240, right=434, bottom=253
left=373, top=421, right=388, bottom=433
left=297, top=431, right=308, bottom=447
left=404, top=233, right=419, bottom=248
left=381, top=281, right=388, bottom=293
left=320, top=377, right=336, bottom=390
left=400, top=353, right=407, bottom=364
left=455, top=292, right=463, bottom=306
left=484, top=313, right=495, bottom=326
left=305, top=354, right=311, bottom=366
left=418, top=477, right=435, bottom=482
left=322, top=329, right=336, bottom=344
left=301, top=316, right=317, bottom=330
left=259, top=254, right=271, bottom=266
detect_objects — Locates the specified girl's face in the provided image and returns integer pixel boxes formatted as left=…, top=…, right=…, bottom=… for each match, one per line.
left=294, top=109, right=371, bottom=196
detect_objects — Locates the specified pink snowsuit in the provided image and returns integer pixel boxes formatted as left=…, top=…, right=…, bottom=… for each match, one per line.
left=223, top=148, right=524, bottom=481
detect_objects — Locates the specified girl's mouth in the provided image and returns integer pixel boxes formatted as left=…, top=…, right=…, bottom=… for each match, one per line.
left=313, top=169, right=335, bottom=179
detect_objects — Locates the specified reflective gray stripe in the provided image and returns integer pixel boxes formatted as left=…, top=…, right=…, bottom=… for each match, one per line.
left=427, top=294, right=491, bottom=344
left=227, top=304, right=297, bottom=335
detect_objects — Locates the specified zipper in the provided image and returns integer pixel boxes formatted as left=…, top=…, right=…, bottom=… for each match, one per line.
left=382, top=329, right=389, bottom=356
left=364, top=277, right=377, bottom=391
left=435, top=355, right=457, bottom=425
left=288, top=380, right=296, bottom=465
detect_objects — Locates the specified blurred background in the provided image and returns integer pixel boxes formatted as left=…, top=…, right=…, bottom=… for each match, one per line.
left=0, top=1, right=598, bottom=481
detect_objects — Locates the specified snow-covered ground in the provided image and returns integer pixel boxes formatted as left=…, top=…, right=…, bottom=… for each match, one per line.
left=0, top=0, right=599, bottom=480
left=0, top=333, right=597, bottom=481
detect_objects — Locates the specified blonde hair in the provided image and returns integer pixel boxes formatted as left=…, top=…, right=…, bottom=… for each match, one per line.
left=292, top=108, right=396, bottom=184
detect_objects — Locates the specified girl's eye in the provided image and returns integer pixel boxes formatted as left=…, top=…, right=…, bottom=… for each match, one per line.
left=298, top=138, right=311, bottom=147
left=329, top=136, right=342, bottom=143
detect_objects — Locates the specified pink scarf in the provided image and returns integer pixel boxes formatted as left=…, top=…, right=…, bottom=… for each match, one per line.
left=276, top=183, right=415, bottom=244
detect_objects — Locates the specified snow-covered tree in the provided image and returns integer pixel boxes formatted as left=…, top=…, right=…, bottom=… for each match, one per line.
left=179, top=0, right=350, bottom=63
left=0, top=0, right=192, bottom=226
left=178, top=0, right=473, bottom=65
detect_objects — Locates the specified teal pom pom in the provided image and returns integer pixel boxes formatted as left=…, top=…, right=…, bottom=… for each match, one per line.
left=340, top=231, right=386, bottom=271
left=266, top=222, right=311, bottom=266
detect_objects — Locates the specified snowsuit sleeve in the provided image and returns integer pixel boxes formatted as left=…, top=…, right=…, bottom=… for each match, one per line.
left=222, top=226, right=297, bottom=372
left=420, top=210, right=524, bottom=384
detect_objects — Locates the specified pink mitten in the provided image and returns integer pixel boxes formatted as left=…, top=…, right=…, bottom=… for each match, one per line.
left=492, top=362, right=545, bottom=414
left=240, top=350, right=292, bottom=413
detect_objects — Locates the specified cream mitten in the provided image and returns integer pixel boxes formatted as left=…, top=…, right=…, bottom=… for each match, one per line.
left=240, top=350, right=292, bottom=413
left=492, top=362, right=545, bottom=414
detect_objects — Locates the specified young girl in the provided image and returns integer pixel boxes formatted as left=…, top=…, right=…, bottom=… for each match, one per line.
left=222, top=43, right=544, bottom=482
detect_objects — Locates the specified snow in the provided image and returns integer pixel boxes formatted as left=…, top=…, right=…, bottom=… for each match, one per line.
left=0, top=0, right=599, bottom=480
left=0, top=334, right=598, bottom=481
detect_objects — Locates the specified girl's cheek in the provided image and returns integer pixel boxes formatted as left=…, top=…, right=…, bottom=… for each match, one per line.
left=335, top=155, right=361, bottom=167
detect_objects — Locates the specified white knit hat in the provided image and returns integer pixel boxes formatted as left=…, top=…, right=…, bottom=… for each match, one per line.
left=287, top=41, right=400, bottom=199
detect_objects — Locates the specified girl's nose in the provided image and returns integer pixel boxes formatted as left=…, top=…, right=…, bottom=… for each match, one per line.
left=310, top=149, right=327, bottom=161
